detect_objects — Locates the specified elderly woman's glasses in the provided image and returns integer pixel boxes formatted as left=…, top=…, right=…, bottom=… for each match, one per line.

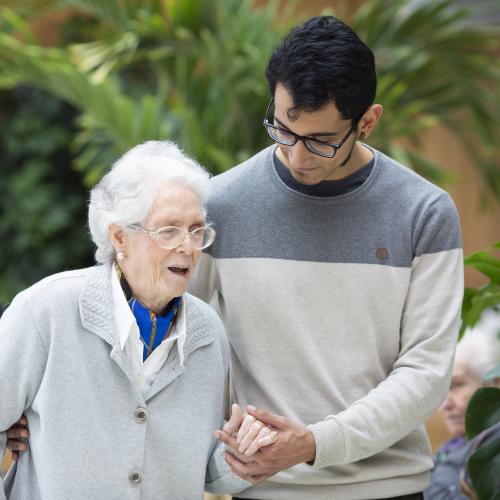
left=263, top=98, right=357, bottom=158
left=128, top=224, right=216, bottom=250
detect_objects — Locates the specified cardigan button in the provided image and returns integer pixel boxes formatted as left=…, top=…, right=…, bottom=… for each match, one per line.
left=129, top=469, right=143, bottom=484
left=135, top=407, right=148, bottom=423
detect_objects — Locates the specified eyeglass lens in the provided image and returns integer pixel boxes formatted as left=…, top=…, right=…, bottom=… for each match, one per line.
left=266, top=125, right=336, bottom=157
left=156, top=227, right=214, bottom=249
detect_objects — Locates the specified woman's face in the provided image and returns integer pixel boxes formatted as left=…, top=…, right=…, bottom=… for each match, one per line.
left=441, top=357, right=481, bottom=438
left=112, top=181, right=205, bottom=313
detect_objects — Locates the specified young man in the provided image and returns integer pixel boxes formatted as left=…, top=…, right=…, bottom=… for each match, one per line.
left=190, top=15, right=463, bottom=500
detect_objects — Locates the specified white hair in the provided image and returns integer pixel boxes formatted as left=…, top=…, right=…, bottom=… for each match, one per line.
left=456, top=308, right=500, bottom=379
left=88, top=140, right=210, bottom=264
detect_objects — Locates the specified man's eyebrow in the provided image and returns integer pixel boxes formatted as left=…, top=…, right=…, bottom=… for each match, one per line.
left=274, top=117, right=339, bottom=138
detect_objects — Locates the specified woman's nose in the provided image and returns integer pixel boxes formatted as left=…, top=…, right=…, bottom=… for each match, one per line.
left=175, top=233, right=194, bottom=254
left=442, top=392, right=455, bottom=410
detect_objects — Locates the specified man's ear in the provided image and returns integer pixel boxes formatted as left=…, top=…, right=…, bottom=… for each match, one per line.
left=358, top=104, right=383, bottom=139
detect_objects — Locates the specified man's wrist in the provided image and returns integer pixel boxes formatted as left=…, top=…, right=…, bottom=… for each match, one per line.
left=303, top=429, right=316, bottom=464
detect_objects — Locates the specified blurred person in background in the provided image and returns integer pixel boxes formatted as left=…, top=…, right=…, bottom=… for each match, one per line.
left=424, top=308, right=500, bottom=500
left=0, top=141, right=274, bottom=500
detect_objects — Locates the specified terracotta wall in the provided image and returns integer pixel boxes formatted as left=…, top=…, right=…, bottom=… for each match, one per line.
left=2, top=453, right=12, bottom=475
left=425, top=126, right=499, bottom=285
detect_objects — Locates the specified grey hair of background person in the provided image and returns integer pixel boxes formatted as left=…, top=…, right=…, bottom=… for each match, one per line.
left=456, top=308, right=500, bottom=379
left=88, top=140, right=210, bottom=264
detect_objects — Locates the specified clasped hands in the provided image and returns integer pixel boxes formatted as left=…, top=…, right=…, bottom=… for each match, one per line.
left=215, top=404, right=317, bottom=485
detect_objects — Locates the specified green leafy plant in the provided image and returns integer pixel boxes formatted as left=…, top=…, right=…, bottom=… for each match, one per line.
left=465, top=389, right=500, bottom=500
left=466, top=388, right=500, bottom=441
left=346, top=0, right=500, bottom=201
left=1, top=0, right=499, bottom=195
left=0, top=0, right=294, bottom=184
left=461, top=241, right=500, bottom=338
left=0, top=87, right=94, bottom=303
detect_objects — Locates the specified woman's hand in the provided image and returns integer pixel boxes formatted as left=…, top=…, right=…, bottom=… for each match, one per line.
left=220, top=404, right=278, bottom=457
left=235, top=412, right=279, bottom=457
left=5, top=415, right=29, bottom=460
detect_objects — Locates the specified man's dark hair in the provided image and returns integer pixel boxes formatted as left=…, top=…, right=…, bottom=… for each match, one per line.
left=266, top=16, right=376, bottom=122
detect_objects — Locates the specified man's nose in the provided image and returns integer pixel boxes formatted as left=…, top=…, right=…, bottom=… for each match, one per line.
left=288, top=139, right=311, bottom=164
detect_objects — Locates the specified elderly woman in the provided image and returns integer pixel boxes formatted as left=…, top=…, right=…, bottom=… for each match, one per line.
left=0, top=141, right=272, bottom=500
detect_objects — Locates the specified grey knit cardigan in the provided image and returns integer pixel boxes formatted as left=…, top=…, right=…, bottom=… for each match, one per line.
left=0, top=265, right=249, bottom=500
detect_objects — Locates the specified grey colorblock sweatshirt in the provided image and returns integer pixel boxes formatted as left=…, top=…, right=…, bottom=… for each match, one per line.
left=189, top=145, right=464, bottom=500
left=0, top=264, right=249, bottom=500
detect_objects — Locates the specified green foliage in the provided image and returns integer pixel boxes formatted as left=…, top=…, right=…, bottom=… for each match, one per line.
left=462, top=242, right=500, bottom=498
left=346, top=0, right=500, bottom=200
left=467, top=427, right=500, bottom=500
left=465, top=389, right=500, bottom=500
left=461, top=242, right=500, bottom=338
left=466, top=387, right=500, bottom=441
left=0, top=0, right=292, bottom=183
left=0, top=18, right=175, bottom=186
left=0, top=88, right=94, bottom=303
left=1, top=0, right=499, bottom=193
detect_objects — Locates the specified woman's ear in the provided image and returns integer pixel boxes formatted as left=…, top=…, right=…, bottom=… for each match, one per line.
left=108, top=223, right=127, bottom=257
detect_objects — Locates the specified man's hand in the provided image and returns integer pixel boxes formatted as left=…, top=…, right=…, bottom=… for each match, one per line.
left=6, top=416, right=29, bottom=461
left=215, top=405, right=316, bottom=483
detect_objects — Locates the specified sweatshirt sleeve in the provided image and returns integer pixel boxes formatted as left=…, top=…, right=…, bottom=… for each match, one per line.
left=204, top=441, right=252, bottom=495
left=0, top=293, right=48, bottom=496
left=309, top=193, right=464, bottom=467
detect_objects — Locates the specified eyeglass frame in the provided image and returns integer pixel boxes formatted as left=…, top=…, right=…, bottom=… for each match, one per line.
left=263, top=98, right=359, bottom=159
left=127, top=224, right=216, bottom=250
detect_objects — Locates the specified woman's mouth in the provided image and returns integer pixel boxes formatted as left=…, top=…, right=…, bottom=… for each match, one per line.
left=444, top=414, right=463, bottom=423
left=168, top=266, right=190, bottom=277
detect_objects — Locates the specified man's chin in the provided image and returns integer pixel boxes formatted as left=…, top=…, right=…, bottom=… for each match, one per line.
left=290, top=169, right=323, bottom=186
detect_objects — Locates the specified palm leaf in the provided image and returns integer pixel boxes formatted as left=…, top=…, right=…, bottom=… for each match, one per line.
left=349, top=0, right=500, bottom=200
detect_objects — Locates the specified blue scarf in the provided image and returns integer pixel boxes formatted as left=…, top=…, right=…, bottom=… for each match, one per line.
left=115, top=262, right=181, bottom=361
left=129, top=297, right=181, bottom=361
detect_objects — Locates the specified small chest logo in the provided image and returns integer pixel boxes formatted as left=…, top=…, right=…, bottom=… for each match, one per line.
left=376, top=247, right=389, bottom=260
